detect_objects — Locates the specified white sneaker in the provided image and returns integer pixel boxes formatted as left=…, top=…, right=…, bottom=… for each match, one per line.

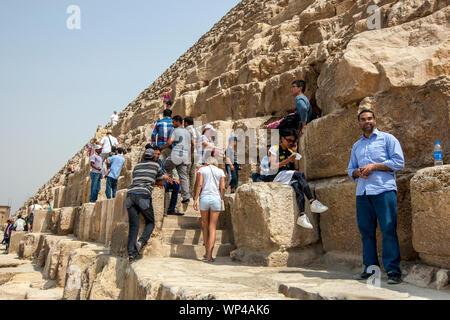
left=310, top=200, right=328, bottom=213
left=297, top=214, right=313, bottom=229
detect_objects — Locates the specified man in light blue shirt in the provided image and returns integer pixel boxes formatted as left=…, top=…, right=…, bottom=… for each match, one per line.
left=291, top=80, right=312, bottom=135
left=106, top=148, right=126, bottom=199
left=348, top=109, right=405, bottom=285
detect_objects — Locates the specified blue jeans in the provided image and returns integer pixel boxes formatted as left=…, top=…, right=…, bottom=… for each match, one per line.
left=225, top=164, right=239, bottom=189
left=164, top=181, right=180, bottom=213
left=356, top=190, right=401, bottom=276
left=89, top=172, right=101, bottom=202
left=125, top=193, right=155, bottom=257
left=106, top=176, right=118, bottom=199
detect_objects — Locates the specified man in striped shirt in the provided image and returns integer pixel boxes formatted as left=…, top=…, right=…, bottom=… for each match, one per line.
left=151, top=109, right=173, bottom=161
left=126, top=148, right=164, bottom=263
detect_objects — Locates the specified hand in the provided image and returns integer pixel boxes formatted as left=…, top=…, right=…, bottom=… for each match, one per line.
left=300, top=127, right=305, bottom=136
left=230, top=165, right=235, bottom=171
left=288, top=154, right=297, bottom=162
left=173, top=179, right=180, bottom=185
left=360, top=164, right=376, bottom=177
left=193, top=199, right=199, bottom=211
left=291, top=143, right=298, bottom=152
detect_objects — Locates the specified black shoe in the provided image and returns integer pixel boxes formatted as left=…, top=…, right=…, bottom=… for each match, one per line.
left=128, top=253, right=142, bottom=264
left=167, top=211, right=184, bottom=216
left=353, top=272, right=372, bottom=280
left=387, top=274, right=402, bottom=285
left=181, top=198, right=190, bottom=204
left=136, top=241, right=144, bottom=254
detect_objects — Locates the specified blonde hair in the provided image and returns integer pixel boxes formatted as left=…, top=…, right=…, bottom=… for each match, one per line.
left=205, top=157, right=219, bottom=166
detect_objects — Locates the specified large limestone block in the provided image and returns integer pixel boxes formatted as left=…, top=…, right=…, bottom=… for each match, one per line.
left=89, top=256, right=128, bottom=300
left=8, top=231, right=26, bottom=254
left=232, top=183, right=319, bottom=251
left=302, top=76, right=450, bottom=179
left=53, top=186, right=66, bottom=209
left=36, top=235, right=64, bottom=267
left=106, top=190, right=128, bottom=245
left=317, top=7, right=450, bottom=114
left=57, top=207, right=77, bottom=236
left=32, top=210, right=53, bottom=233
left=99, top=199, right=114, bottom=243
left=411, top=165, right=450, bottom=268
left=315, top=174, right=417, bottom=261
left=74, top=203, right=95, bottom=241
left=43, top=238, right=84, bottom=287
left=18, top=233, right=42, bottom=260
left=299, top=105, right=360, bottom=179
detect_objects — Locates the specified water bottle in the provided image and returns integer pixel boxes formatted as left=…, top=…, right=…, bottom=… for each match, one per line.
left=434, top=141, right=443, bottom=166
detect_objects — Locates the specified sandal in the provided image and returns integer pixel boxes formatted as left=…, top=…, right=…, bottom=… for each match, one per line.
left=207, top=258, right=215, bottom=263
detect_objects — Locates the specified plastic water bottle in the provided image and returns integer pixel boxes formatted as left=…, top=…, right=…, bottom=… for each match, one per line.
left=434, top=141, right=443, bottom=166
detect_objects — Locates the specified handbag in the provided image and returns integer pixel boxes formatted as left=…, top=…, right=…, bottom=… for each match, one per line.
left=208, top=166, right=225, bottom=211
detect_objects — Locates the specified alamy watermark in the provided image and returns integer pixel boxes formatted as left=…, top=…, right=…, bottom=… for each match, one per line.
left=366, top=5, right=381, bottom=30
left=366, top=265, right=381, bottom=289
left=66, top=5, right=81, bottom=30
left=66, top=265, right=81, bottom=290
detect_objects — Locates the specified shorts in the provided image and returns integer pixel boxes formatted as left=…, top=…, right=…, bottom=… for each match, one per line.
left=28, top=214, right=34, bottom=224
left=163, top=100, right=172, bottom=106
left=199, top=195, right=222, bottom=211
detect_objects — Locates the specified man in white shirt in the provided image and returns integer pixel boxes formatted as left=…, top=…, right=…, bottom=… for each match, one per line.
left=100, top=132, right=118, bottom=163
left=14, top=215, right=26, bottom=232
left=110, top=111, right=119, bottom=126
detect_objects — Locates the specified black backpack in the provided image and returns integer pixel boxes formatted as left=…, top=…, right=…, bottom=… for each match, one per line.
left=277, top=113, right=300, bottom=129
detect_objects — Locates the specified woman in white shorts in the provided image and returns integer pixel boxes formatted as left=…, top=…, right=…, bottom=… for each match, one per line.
left=193, top=157, right=225, bottom=262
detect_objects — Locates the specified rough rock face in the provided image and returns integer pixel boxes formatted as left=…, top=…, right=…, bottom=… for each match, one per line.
left=411, top=165, right=450, bottom=268
left=14, top=0, right=450, bottom=267
left=231, top=183, right=322, bottom=266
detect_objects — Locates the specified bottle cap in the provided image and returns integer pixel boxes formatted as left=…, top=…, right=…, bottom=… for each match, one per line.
left=435, top=141, right=440, bottom=144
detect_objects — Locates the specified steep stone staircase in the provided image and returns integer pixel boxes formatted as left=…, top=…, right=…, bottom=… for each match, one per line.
left=160, top=202, right=236, bottom=259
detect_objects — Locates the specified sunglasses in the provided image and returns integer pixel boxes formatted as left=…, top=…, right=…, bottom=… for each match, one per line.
left=283, top=137, right=296, bottom=143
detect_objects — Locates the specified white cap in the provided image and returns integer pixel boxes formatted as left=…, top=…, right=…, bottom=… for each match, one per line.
left=95, top=145, right=102, bottom=150
left=204, top=124, right=216, bottom=132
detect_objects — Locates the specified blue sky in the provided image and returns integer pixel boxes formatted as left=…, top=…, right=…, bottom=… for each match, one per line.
left=0, top=0, right=241, bottom=213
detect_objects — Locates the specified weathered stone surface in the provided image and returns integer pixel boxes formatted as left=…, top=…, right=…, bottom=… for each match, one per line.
left=315, top=175, right=417, bottom=261
left=43, top=238, right=84, bottom=287
left=411, top=165, right=450, bottom=269
left=74, top=203, right=95, bottom=241
left=89, top=256, right=128, bottom=300
left=32, top=210, right=53, bottom=233
left=57, top=207, right=77, bottom=236
left=8, top=231, right=26, bottom=254
left=435, top=269, right=450, bottom=290
left=317, top=7, right=450, bottom=113
left=18, top=233, right=42, bottom=260
left=302, top=77, right=450, bottom=179
left=404, top=264, right=438, bottom=288
left=231, top=183, right=319, bottom=265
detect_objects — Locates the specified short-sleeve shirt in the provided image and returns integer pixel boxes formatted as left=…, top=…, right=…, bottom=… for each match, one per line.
left=295, top=95, right=312, bottom=125
left=100, top=135, right=118, bottom=153
left=127, top=161, right=164, bottom=197
left=198, top=165, right=225, bottom=199
left=90, top=153, right=103, bottom=174
left=269, top=145, right=295, bottom=172
left=199, top=135, right=214, bottom=164
left=29, top=204, right=43, bottom=215
left=107, top=154, right=125, bottom=180
left=170, top=127, right=192, bottom=165
left=14, top=219, right=26, bottom=231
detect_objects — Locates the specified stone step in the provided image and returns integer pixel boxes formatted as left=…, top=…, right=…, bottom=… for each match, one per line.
left=162, top=228, right=233, bottom=245
left=161, top=243, right=236, bottom=260
left=162, top=215, right=203, bottom=229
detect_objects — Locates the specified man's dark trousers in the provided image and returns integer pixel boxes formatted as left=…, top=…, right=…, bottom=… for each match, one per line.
left=126, top=193, right=155, bottom=257
left=356, top=190, right=401, bottom=276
